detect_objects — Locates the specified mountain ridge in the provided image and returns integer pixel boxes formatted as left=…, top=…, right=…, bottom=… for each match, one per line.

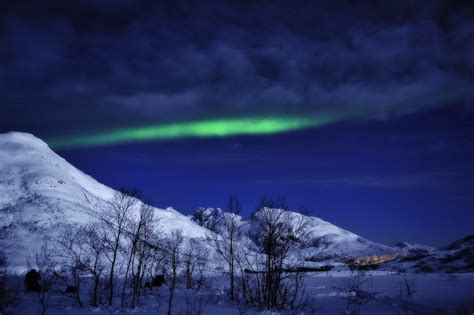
left=1, top=132, right=472, bottom=273
left=0, top=132, right=209, bottom=269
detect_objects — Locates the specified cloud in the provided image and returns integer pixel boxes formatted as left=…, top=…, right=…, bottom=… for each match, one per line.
left=103, top=91, right=202, bottom=115
left=0, top=1, right=473, bottom=137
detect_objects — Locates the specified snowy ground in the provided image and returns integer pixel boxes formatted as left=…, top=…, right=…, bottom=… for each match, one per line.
left=9, top=272, right=474, bottom=315
left=305, top=272, right=474, bottom=314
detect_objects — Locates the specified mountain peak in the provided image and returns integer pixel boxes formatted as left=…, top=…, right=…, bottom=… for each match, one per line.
left=0, top=132, right=210, bottom=269
left=0, top=131, right=51, bottom=150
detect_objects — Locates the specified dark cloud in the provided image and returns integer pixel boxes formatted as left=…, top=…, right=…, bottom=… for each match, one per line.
left=0, top=0, right=473, bottom=137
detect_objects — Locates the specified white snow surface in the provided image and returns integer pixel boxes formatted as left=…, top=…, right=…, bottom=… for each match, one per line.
left=10, top=273, right=474, bottom=315
left=0, top=132, right=210, bottom=269
left=191, top=207, right=395, bottom=263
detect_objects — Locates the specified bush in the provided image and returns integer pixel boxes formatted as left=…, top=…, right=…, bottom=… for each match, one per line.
left=0, top=251, right=21, bottom=314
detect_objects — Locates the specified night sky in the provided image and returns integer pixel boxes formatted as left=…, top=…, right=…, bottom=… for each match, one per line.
left=1, top=0, right=473, bottom=246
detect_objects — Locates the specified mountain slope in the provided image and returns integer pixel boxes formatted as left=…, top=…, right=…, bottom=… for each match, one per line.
left=387, top=235, right=474, bottom=273
left=0, top=132, right=209, bottom=269
left=4, top=132, right=469, bottom=273
left=191, top=207, right=395, bottom=264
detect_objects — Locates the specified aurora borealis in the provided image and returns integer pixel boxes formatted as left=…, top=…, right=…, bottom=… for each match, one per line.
left=48, top=116, right=339, bottom=149
left=47, top=87, right=473, bottom=149
left=1, top=0, right=473, bottom=246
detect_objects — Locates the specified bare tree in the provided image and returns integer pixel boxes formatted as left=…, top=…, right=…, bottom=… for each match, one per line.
left=399, top=273, right=417, bottom=299
left=342, top=265, right=370, bottom=313
left=207, top=194, right=241, bottom=301
left=183, top=239, right=208, bottom=290
left=98, top=188, right=139, bottom=305
left=145, top=244, right=167, bottom=295
left=183, top=239, right=198, bottom=290
left=120, top=205, right=143, bottom=308
left=56, top=223, right=108, bottom=308
left=129, top=202, right=159, bottom=308
left=244, top=201, right=312, bottom=311
left=0, top=250, right=21, bottom=315
left=77, top=223, right=107, bottom=307
left=56, top=225, right=87, bottom=307
left=32, top=244, right=56, bottom=315
left=194, top=255, right=208, bottom=290
left=0, top=250, right=8, bottom=313
left=165, top=230, right=184, bottom=315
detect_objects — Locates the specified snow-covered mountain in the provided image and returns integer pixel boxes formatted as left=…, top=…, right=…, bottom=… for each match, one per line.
left=0, top=132, right=395, bottom=271
left=0, top=132, right=210, bottom=269
left=191, top=207, right=396, bottom=265
left=394, top=241, right=436, bottom=255
left=387, top=235, right=474, bottom=273
left=191, top=207, right=474, bottom=272
left=1, top=132, right=471, bottom=273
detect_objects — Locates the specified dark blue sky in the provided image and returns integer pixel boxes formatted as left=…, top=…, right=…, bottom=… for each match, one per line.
left=57, top=105, right=474, bottom=246
left=0, top=0, right=473, bottom=246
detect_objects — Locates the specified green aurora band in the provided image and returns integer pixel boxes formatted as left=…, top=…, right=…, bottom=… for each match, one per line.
left=46, top=88, right=474, bottom=149
left=48, top=116, right=339, bottom=149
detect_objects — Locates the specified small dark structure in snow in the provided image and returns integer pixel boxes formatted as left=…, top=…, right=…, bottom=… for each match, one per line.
left=25, top=269, right=41, bottom=292
left=144, top=275, right=166, bottom=289
left=66, top=285, right=78, bottom=294
left=151, top=274, right=166, bottom=287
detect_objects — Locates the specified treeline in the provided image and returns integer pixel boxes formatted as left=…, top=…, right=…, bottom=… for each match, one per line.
left=1, top=191, right=316, bottom=314
left=0, top=189, right=208, bottom=315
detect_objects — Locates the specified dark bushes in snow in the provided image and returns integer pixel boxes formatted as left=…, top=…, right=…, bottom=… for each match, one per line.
left=25, top=269, right=41, bottom=293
